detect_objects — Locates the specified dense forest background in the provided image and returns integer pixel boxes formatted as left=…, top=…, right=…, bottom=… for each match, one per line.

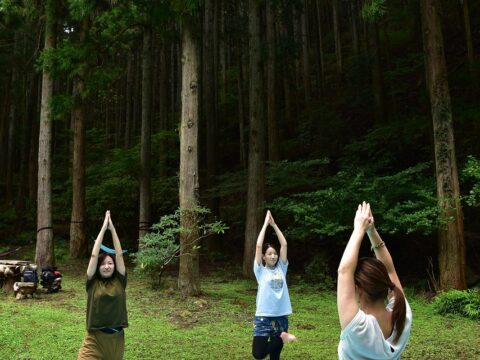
left=0, top=0, right=479, bottom=294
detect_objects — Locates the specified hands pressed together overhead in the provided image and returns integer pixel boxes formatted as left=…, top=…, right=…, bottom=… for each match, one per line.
left=354, top=201, right=374, bottom=233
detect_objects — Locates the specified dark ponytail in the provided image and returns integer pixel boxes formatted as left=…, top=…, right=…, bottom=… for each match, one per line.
left=354, top=257, right=406, bottom=344
left=389, top=283, right=406, bottom=343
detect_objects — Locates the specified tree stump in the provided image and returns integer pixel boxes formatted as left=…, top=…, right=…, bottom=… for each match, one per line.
left=13, top=282, right=37, bottom=299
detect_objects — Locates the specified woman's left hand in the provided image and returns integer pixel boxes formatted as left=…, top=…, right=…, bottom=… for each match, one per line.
left=354, top=202, right=372, bottom=233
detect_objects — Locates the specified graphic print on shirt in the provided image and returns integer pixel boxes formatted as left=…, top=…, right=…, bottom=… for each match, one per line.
left=267, top=269, right=284, bottom=291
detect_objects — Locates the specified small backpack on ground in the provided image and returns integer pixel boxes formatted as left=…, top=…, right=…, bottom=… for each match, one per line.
left=41, top=266, right=62, bottom=293
left=23, top=268, right=39, bottom=285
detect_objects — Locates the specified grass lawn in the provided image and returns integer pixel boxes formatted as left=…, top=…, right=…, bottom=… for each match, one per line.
left=0, top=258, right=479, bottom=359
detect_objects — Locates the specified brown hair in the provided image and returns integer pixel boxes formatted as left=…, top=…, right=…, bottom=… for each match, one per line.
left=96, top=252, right=116, bottom=280
left=354, top=257, right=406, bottom=344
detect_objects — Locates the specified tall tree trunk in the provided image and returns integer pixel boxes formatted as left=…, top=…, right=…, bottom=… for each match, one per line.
left=158, top=35, right=168, bottom=178
left=70, top=16, right=90, bottom=258
left=461, top=0, right=478, bottom=96
left=139, top=23, right=152, bottom=240
left=300, top=0, right=312, bottom=102
left=6, top=89, right=16, bottom=205
left=36, top=0, right=56, bottom=268
left=332, top=0, right=343, bottom=80
left=315, top=0, right=325, bottom=95
left=421, top=0, right=467, bottom=291
left=178, top=19, right=200, bottom=297
left=124, top=53, right=133, bottom=148
left=243, top=0, right=265, bottom=277
left=29, top=75, right=41, bottom=203
left=368, top=20, right=386, bottom=125
left=15, top=72, right=37, bottom=228
left=203, top=0, right=217, bottom=207
left=266, top=1, right=280, bottom=161
left=350, top=0, right=359, bottom=57
left=6, top=32, right=20, bottom=205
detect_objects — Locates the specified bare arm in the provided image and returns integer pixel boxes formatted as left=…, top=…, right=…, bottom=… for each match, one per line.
left=109, top=214, right=126, bottom=276
left=87, top=211, right=109, bottom=280
left=366, top=223, right=403, bottom=294
left=337, top=202, right=371, bottom=329
left=269, top=213, right=287, bottom=264
left=255, top=212, right=271, bottom=265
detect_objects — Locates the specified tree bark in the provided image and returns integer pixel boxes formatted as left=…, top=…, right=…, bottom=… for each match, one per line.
left=300, top=0, right=312, bottom=102
left=158, top=34, right=168, bottom=178
left=332, top=0, right=343, bottom=80
left=178, top=19, right=200, bottom=297
left=315, top=0, right=325, bottom=95
left=139, top=23, right=152, bottom=241
left=350, top=0, right=359, bottom=57
left=243, top=0, right=265, bottom=277
left=461, top=0, right=478, bottom=96
left=368, top=20, right=386, bottom=125
left=421, top=0, right=467, bottom=290
left=36, top=0, right=56, bottom=268
left=203, top=0, right=217, bottom=208
left=124, top=53, right=133, bottom=148
left=266, top=1, right=280, bottom=161
left=70, top=15, right=90, bottom=258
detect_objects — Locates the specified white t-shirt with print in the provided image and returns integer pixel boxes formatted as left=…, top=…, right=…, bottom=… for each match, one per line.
left=338, top=298, right=412, bottom=360
left=253, top=259, right=292, bottom=317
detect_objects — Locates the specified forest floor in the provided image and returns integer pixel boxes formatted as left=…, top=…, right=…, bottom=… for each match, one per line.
left=0, top=246, right=479, bottom=359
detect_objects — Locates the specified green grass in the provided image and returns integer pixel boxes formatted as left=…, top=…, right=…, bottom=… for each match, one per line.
left=0, top=261, right=479, bottom=359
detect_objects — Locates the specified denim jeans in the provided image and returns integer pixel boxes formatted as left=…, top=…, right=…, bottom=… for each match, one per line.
left=253, top=316, right=289, bottom=337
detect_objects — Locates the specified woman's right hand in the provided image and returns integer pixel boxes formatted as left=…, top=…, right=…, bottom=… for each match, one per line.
left=264, top=210, right=271, bottom=225
left=102, top=210, right=110, bottom=231
left=354, top=202, right=371, bottom=233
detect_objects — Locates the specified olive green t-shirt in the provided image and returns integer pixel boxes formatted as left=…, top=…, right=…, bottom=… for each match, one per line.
left=86, top=271, right=128, bottom=331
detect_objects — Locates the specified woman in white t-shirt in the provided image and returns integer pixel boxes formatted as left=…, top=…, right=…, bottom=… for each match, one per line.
left=337, top=202, right=412, bottom=360
left=252, top=210, right=297, bottom=360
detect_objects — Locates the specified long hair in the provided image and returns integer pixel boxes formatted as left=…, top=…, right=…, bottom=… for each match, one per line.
left=96, top=252, right=116, bottom=280
left=354, top=257, right=406, bottom=344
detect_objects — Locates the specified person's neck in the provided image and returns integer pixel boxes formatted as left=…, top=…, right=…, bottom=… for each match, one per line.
left=360, top=299, right=386, bottom=316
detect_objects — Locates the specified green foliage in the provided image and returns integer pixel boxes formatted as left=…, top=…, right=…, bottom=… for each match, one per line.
left=67, top=0, right=95, bottom=21
left=132, top=207, right=227, bottom=286
left=361, top=0, right=387, bottom=21
left=433, top=289, right=480, bottom=320
left=462, top=155, right=480, bottom=207
left=270, top=162, right=437, bottom=241
left=302, top=253, right=335, bottom=290
left=50, top=95, right=75, bottom=120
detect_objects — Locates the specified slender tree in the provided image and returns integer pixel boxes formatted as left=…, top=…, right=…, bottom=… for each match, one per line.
left=139, top=20, right=153, bottom=240
left=332, top=0, right=343, bottom=80
left=36, top=0, right=56, bottom=268
left=266, top=0, right=280, bottom=161
left=460, top=0, right=478, bottom=96
left=70, top=15, right=90, bottom=258
left=243, top=0, right=265, bottom=277
left=178, top=14, right=201, bottom=296
left=421, top=0, right=467, bottom=290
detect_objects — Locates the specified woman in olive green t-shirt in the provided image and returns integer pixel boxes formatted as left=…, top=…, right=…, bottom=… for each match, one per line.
left=78, top=211, right=128, bottom=360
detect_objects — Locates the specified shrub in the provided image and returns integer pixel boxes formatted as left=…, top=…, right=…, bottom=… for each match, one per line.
left=131, top=207, right=227, bottom=287
left=303, top=253, right=335, bottom=290
left=433, top=289, right=480, bottom=320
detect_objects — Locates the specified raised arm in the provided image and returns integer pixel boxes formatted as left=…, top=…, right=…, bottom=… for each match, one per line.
left=337, top=202, right=371, bottom=329
left=255, top=211, right=271, bottom=265
left=87, top=211, right=110, bottom=280
left=108, top=214, right=126, bottom=276
left=366, top=208, right=403, bottom=293
left=269, top=213, right=287, bottom=264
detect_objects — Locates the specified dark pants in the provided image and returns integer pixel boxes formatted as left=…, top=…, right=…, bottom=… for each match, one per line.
left=252, top=335, right=284, bottom=360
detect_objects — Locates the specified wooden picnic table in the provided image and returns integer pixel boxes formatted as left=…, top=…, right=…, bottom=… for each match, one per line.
left=0, top=260, right=36, bottom=293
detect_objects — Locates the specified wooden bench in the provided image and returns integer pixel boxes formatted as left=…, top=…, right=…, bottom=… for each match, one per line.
left=0, top=260, right=37, bottom=296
